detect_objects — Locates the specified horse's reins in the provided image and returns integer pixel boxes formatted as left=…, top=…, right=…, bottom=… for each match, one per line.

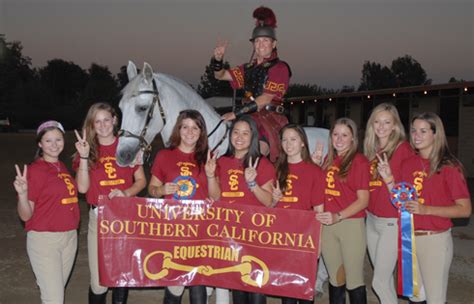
left=118, top=78, right=166, bottom=161
left=208, top=119, right=229, bottom=153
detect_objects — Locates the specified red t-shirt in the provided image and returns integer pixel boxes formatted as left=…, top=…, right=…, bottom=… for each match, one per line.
left=368, top=141, right=415, bottom=217
left=73, top=138, right=139, bottom=205
left=401, top=155, right=470, bottom=231
left=323, top=153, right=370, bottom=218
left=229, top=58, right=290, bottom=103
left=26, top=159, right=80, bottom=231
left=216, top=156, right=275, bottom=207
left=150, top=149, right=208, bottom=200
left=275, top=161, right=325, bottom=210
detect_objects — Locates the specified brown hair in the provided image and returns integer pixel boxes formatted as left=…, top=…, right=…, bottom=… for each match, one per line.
left=77, top=102, right=119, bottom=167
left=168, top=109, right=209, bottom=170
left=275, top=124, right=313, bottom=192
left=410, top=112, right=463, bottom=176
left=323, top=117, right=359, bottom=180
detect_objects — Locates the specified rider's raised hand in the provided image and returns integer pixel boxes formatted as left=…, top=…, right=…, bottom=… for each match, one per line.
left=13, top=164, right=28, bottom=196
left=213, top=39, right=228, bottom=61
left=74, top=129, right=90, bottom=158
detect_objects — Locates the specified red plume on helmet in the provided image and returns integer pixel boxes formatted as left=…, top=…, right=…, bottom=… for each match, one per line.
left=253, top=6, right=277, bottom=28
left=250, top=6, right=277, bottom=41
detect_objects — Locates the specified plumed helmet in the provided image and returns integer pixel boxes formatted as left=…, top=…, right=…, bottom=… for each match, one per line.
left=250, top=6, right=277, bottom=41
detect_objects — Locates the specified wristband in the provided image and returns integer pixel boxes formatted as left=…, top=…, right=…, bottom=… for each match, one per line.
left=80, top=156, right=89, bottom=159
left=247, top=180, right=257, bottom=189
left=210, top=57, right=223, bottom=72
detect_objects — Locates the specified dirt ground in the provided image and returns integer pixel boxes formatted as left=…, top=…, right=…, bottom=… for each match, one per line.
left=0, top=132, right=472, bottom=304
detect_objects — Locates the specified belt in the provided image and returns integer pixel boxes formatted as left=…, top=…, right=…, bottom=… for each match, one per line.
left=264, top=104, right=285, bottom=114
left=414, top=230, right=447, bottom=236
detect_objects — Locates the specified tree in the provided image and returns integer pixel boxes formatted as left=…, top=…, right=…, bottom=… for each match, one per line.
left=196, top=62, right=233, bottom=98
left=39, top=59, right=88, bottom=105
left=358, top=61, right=396, bottom=91
left=82, top=63, right=120, bottom=108
left=285, top=83, right=334, bottom=97
left=391, top=55, right=431, bottom=87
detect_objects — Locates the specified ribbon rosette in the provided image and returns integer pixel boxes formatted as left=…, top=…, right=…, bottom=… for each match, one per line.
left=173, top=176, right=197, bottom=200
left=390, top=182, right=420, bottom=297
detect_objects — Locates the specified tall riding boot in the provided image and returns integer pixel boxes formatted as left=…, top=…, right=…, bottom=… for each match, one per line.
left=249, top=292, right=266, bottom=304
left=281, top=297, right=297, bottom=304
left=112, top=287, right=129, bottom=304
left=189, top=286, right=207, bottom=304
left=348, top=286, right=367, bottom=304
left=163, top=287, right=182, bottom=304
left=329, top=284, right=346, bottom=304
left=409, top=301, right=427, bottom=304
left=88, top=287, right=107, bottom=304
left=232, top=290, right=249, bottom=303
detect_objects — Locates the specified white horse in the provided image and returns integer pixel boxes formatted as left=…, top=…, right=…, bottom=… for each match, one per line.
left=116, top=61, right=329, bottom=167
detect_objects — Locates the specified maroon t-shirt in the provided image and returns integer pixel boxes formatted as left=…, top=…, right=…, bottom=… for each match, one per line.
left=323, top=153, right=370, bottom=218
left=26, top=159, right=80, bottom=231
left=73, top=138, right=139, bottom=205
left=150, top=149, right=208, bottom=200
left=368, top=141, right=415, bottom=217
left=401, top=155, right=470, bottom=231
left=216, top=156, right=275, bottom=207
left=275, top=161, right=325, bottom=210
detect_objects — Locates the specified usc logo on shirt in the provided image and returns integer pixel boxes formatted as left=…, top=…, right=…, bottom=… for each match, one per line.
left=325, top=166, right=341, bottom=197
left=222, top=169, right=245, bottom=198
left=413, top=170, right=427, bottom=204
left=177, top=162, right=195, bottom=177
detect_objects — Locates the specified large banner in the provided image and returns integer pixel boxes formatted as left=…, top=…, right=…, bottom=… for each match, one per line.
left=97, top=196, right=321, bottom=300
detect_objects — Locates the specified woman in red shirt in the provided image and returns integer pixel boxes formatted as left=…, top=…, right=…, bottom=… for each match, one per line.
left=206, top=115, right=274, bottom=304
left=75, top=102, right=146, bottom=304
left=272, top=124, right=325, bottom=304
left=316, top=118, right=370, bottom=304
left=377, top=112, right=471, bottom=303
left=14, top=121, right=80, bottom=303
left=148, top=109, right=208, bottom=304
left=363, top=103, right=417, bottom=304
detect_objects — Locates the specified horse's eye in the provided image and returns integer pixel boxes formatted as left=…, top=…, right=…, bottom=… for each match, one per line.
left=137, top=106, right=148, bottom=112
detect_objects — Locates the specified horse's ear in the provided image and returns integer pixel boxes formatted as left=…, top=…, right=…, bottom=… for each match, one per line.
left=127, top=61, right=138, bottom=80
left=143, top=62, right=154, bottom=84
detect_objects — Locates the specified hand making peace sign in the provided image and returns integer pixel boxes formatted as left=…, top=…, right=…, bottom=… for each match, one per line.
left=271, top=180, right=283, bottom=206
left=13, top=164, right=28, bottom=196
left=376, top=152, right=393, bottom=182
left=311, top=140, right=325, bottom=166
left=213, top=39, right=228, bottom=61
left=244, top=157, right=259, bottom=183
left=205, top=150, right=218, bottom=178
left=74, top=129, right=90, bottom=158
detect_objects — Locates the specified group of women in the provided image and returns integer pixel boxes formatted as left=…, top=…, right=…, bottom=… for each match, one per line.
left=14, top=100, right=471, bottom=304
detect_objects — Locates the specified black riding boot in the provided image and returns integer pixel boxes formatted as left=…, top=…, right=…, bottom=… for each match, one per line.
left=409, top=301, right=427, bottom=304
left=348, top=286, right=367, bottom=304
left=329, top=284, right=346, bottom=304
left=88, top=287, right=107, bottom=304
left=282, top=298, right=313, bottom=304
left=249, top=292, right=266, bottom=304
left=112, top=287, right=129, bottom=304
left=163, top=287, right=182, bottom=304
left=189, top=286, right=206, bottom=304
left=232, top=290, right=249, bottom=303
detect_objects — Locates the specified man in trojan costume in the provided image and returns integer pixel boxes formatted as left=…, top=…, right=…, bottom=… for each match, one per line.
left=212, top=6, right=291, bottom=162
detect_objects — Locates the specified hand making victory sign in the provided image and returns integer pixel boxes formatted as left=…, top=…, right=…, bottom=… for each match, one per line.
left=74, top=129, right=90, bottom=158
left=271, top=180, right=283, bottom=207
left=244, top=157, right=260, bottom=183
left=13, top=164, right=28, bottom=196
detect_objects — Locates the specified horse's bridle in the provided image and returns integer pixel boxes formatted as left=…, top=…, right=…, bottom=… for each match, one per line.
left=119, top=78, right=166, bottom=160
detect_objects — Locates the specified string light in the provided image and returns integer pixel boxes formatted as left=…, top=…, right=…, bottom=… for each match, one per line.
left=329, top=98, right=332, bottom=101
left=423, top=91, right=428, bottom=95
left=392, top=93, right=396, bottom=97
left=301, top=100, right=305, bottom=104
left=464, top=87, right=468, bottom=92
left=367, top=95, right=371, bottom=99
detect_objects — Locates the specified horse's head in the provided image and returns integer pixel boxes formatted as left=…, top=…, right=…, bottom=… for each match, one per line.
left=116, top=61, right=166, bottom=167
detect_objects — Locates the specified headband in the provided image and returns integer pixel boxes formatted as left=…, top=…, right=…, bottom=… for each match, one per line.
left=36, top=120, right=65, bottom=135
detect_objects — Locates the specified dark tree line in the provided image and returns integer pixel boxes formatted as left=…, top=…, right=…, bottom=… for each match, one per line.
left=1, top=34, right=459, bottom=129
left=0, top=35, right=123, bottom=129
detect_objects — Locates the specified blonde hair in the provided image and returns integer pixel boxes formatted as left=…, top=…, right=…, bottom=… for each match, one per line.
left=323, top=118, right=358, bottom=180
left=77, top=102, right=119, bottom=167
left=364, top=103, right=406, bottom=161
left=410, top=112, right=462, bottom=176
